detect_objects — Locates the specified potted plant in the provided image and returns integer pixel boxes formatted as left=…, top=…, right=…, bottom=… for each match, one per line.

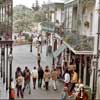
left=84, top=21, right=89, bottom=28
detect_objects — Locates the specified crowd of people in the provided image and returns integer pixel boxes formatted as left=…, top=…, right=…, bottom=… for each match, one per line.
left=61, top=60, right=88, bottom=100
left=10, top=63, right=89, bottom=100
left=10, top=65, right=59, bottom=99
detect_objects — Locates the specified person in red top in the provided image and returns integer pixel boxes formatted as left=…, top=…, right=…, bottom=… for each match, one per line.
left=76, top=85, right=88, bottom=100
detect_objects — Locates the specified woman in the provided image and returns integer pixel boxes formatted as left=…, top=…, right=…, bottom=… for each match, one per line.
left=16, top=73, right=24, bottom=98
left=76, top=85, right=88, bottom=100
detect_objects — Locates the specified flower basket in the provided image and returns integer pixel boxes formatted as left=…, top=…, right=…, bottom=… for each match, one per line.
left=84, top=21, right=89, bottom=28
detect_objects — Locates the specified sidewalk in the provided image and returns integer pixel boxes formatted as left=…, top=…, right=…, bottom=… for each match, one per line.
left=0, top=77, right=9, bottom=99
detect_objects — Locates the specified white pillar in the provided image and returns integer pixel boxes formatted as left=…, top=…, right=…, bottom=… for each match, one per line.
left=90, top=58, right=95, bottom=93
left=96, top=58, right=100, bottom=99
left=84, top=56, right=87, bottom=85
left=95, top=0, right=100, bottom=99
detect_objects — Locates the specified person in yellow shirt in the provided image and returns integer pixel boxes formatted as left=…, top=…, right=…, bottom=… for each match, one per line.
left=70, top=69, right=78, bottom=93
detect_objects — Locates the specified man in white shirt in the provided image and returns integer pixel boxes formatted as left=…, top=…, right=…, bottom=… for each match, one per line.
left=64, top=70, right=70, bottom=87
left=31, top=67, right=38, bottom=89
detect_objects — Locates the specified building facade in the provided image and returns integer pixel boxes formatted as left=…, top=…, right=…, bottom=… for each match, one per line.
left=0, top=0, right=13, bottom=40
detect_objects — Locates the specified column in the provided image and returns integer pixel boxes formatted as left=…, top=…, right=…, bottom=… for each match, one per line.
left=83, top=56, right=87, bottom=85
left=79, top=55, right=82, bottom=80
left=68, top=50, right=71, bottom=63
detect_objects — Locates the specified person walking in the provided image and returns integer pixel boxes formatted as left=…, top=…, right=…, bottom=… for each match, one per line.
left=15, top=67, right=23, bottom=88
left=64, top=69, right=71, bottom=97
left=43, top=66, right=50, bottom=90
left=51, top=68, right=58, bottom=90
left=38, top=67, right=44, bottom=88
left=15, top=67, right=23, bottom=79
left=23, top=68, right=31, bottom=94
left=31, top=67, right=38, bottom=89
left=37, top=53, right=41, bottom=67
left=64, top=69, right=70, bottom=87
left=70, top=69, right=78, bottom=93
left=16, top=73, right=24, bottom=98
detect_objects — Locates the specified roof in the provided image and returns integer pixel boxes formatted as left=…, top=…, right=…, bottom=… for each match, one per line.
left=42, top=3, right=64, bottom=11
left=55, top=33, right=94, bottom=55
left=40, top=21, right=55, bottom=33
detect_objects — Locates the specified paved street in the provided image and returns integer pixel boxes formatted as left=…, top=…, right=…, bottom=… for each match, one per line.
left=12, top=44, right=64, bottom=99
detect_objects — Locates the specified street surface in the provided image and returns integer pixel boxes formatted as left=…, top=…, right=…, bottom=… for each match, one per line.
left=12, top=44, right=64, bottom=99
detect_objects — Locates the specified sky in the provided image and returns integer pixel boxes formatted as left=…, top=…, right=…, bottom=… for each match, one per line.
left=13, top=0, right=64, bottom=8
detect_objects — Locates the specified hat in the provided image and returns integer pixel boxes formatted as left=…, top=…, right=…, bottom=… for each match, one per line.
left=79, top=84, right=84, bottom=88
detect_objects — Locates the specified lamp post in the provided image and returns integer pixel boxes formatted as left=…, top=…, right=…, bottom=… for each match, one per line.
left=8, top=49, right=13, bottom=99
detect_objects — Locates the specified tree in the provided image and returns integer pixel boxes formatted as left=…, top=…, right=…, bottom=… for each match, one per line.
left=13, top=5, right=34, bottom=33
left=13, top=5, right=47, bottom=33
left=32, top=0, right=39, bottom=11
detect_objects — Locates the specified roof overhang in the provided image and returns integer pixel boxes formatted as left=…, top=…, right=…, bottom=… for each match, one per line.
left=55, top=33, right=94, bottom=55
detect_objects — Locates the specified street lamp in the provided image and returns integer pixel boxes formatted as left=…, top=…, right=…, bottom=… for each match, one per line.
left=8, top=53, right=13, bottom=99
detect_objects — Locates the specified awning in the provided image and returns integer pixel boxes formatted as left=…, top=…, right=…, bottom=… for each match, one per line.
left=53, top=43, right=66, bottom=58
left=55, top=33, right=94, bottom=55
left=40, top=21, right=55, bottom=33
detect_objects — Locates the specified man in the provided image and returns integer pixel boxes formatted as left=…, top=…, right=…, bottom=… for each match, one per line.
left=51, top=68, right=58, bottom=90
left=38, top=67, right=44, bottom=88
left=70, top=69, right=78, bottom=93
left=31, top=67, right=38, bottom=89
left=37, top=53, right=41, bottom=67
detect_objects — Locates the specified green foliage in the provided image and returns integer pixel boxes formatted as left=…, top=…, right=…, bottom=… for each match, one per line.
left=13, top=5, right=34, bottom=33
left=13, top=5, right=46, bottom=33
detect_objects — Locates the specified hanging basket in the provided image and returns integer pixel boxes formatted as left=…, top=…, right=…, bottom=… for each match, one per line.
left=84, top=21, right=89, bottom=28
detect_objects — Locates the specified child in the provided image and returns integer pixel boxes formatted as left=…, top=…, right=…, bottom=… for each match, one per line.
left=61, top=87, right=68, bottom=100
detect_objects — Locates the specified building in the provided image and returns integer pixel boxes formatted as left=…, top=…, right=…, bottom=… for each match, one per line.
left=0, top=0, right=13, bottom=99
left=0, top=0, right=13, bottom=40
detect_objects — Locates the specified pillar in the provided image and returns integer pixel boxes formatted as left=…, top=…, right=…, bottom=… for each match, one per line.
left=83, top=56, right=87, bottom=85
left=68, top=51, right=71, bottom=63
left=79, top=55, right=82, bottom=80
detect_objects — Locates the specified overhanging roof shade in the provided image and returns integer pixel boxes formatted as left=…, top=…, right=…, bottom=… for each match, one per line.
left=55, top=33, right=94, bottom=55
left=53, top=43, right=66, bottom=58
left=64, top=32, right=94, bottom=54
left=64, top=0, right=77, bottom=7
left=41, top=21, right=55, bottom=33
